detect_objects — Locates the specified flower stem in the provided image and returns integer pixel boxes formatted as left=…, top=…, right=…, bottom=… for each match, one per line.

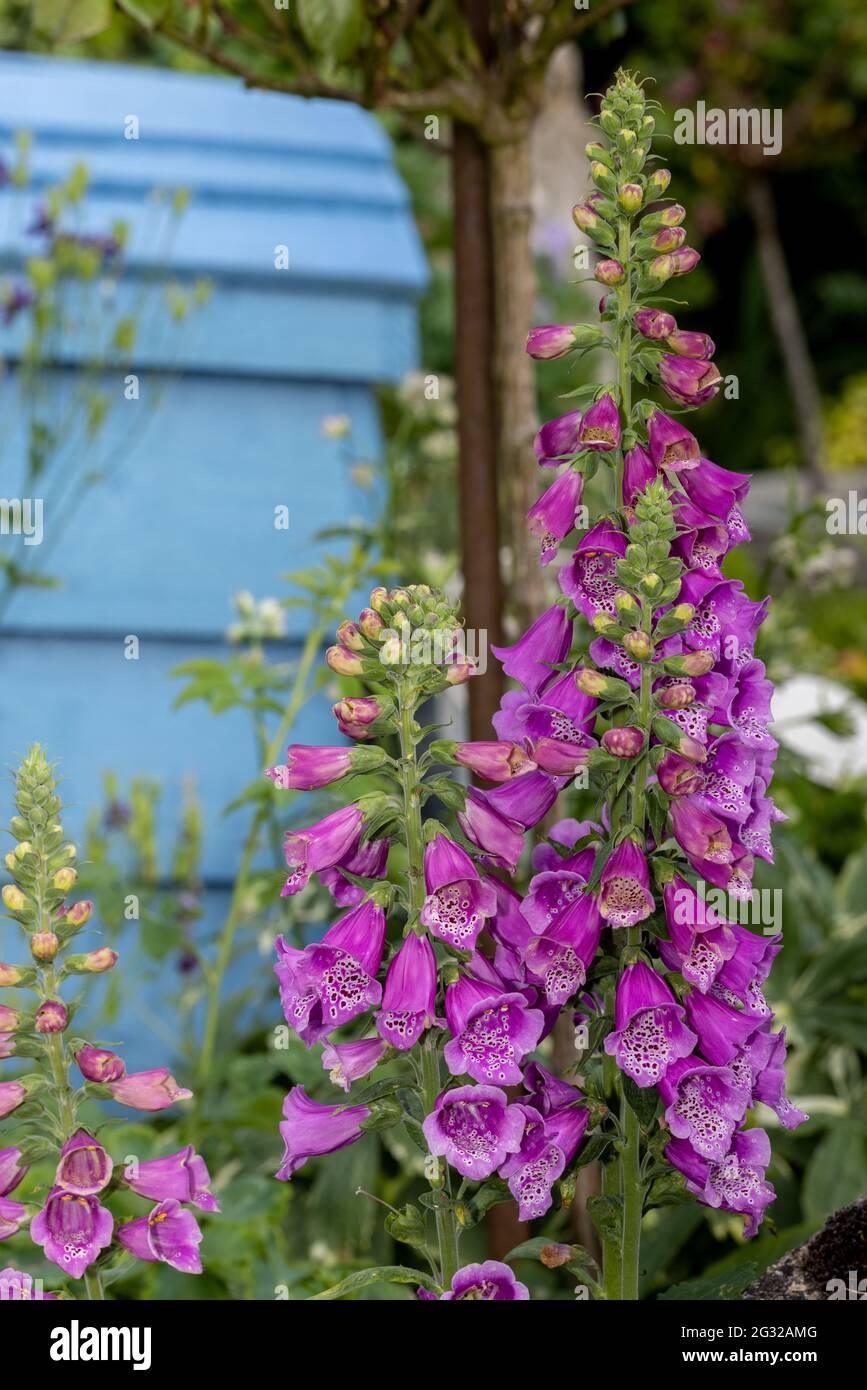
left=397, top=680, right=460, bottom=1289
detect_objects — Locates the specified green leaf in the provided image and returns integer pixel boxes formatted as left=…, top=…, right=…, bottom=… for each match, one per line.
left=34, top=0, right=110, bottom=43
left=297, top=0, right=364, bottom=62
left=803, top=1122, right=867, bottom=1223
left=659, top=1264, right=761, bottom=1301
left=384, top=1204, right=427, bottom=1250
left=455, top=1179, right=511, bottom=1229
left=308, top=1265, right=440, bottom=1301
left=622, top=1076, right=660, bottom=1131
left=587, top=1193, right=622, bottom=1243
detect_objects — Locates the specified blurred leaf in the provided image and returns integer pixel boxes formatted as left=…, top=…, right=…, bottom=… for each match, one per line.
left=309, top=1265, right=438, bottom=1300
left=659, top=1264, right=761, bottom=1300
left=34, top=0, right=110, bottom=43
left=802, top=1122, right=867, bottom=1222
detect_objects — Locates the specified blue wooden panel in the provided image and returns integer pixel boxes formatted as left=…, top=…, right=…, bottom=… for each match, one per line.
left=0, top=371, right=382, bottom=636
left=0, top=634, right=338, bottom=881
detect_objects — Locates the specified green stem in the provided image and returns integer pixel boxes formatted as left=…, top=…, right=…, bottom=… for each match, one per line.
left=397, top=680, right=459, bottom=1289
left=84, top=1270, right=105, bottom=1301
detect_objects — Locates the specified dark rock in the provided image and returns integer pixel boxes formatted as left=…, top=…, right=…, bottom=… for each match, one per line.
left=744, top=1196, right=867, bottom=1300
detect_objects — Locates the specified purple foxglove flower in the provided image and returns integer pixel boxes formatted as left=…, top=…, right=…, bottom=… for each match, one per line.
left=739, top=783, right=785, bottom=864
left=55, top=1129, right=112, bottom=1197
left=729, top=660, right=776, bottom=750
left=274, top=898, right=386, bottom=1046
left=598, top=838, right=655, bottom=928
left=743, top=1027, right=808, bottom=1130
left=532, top=819, right=601, bottom=872
left=671, top=499, right=731, bottom=573
left=685, top=990, right=760, bottom=1065
left=319, top=833, right=390, bottom=908
left=266, top=745, right=352, bottom=790
left=124, top=1146, right=219, bottom=1212
left=521, top=858, right=594, bottom=935
left=422, top=1084, right=525, bottom=1181
left=595, top=258, right=625, bottom=286
left=118, top=1199, right=203, bottom=1274
left=622, top=443, right=658, bottom=509
left=671, top=795, right=733, bottom=866
left=420, top=834, right=498, bottom=948
left=276, top=1086, right=369, bottom=1180
left=669, top=247, right=701, bottom=275
left=527, top=470, right=584, bottom=565
left=558, top=521, right=628, bottom=622
left=499, top=1102, right=589, bottom=1220
left=75, top=1045, right=125, bottom=1084
left=491, top=604, right=572, bottom=696
left=634, top=307, right=676, bottom=340
left=325, top=644, right=363, bottom=676
left=332, top=695, right=385, bottom=740
left=711, top=926, right=781, bottom=1022
left=454, top=740, right=536, bottom=781
left=577, top=393, right=621, bottom=452
left=522, top=1060, right=584, bottom=1114
left=526, top=324, right=578, bottom=360
left=0, top=1082, right=26, bottom=1118
left=604, top=961, right=698, bottom=1088
left=0, top=1266, right=58, bottom=1299
left=679, top=571, right=769, bottom=666
left=659, top=354, right=722, bottom=407
left=0, top=1148, right=26, bottom=1198
left=321, top=1037, right=386, bottom=1093
left=481, top=770, right=562, bottom=831
left=659, top=881, right=735, bottom=993
left=647, top=410, right=701, bottom=471
left=376, top=932, right=437, bottom=1050
left=0, top=1198, right=27, bottom=1239
left=30, top=1189, right=114, bottom=1278
left=35, top=999, right=67, bottom=1033
left=666, top=329, right=715, bottom=359
left=529, top=737, right=589, bottom=775
left=698, top=733, right=756, bottom=826
left=680, top=456, right=751, bottom=521
left=523, top=892, right=603, bottom=1005
left=441, top=1261, right=530, bottom=1301
left=657, top=751, right=706, bottom=797
left=444, top=979, right=544, bottom=1085
left=666, top=1129, right=775, bottom=1238
left=495, top=670, right=598, bottom=752
left=456, top=788, right=525, bottom=874
left=281, top=804, right=366, bottom=896
left=534, top=410, right=583, bottom=467
left=107, top=1068, right=193, bottom=1111
left=602, top=726, right=645, bottom=759
left=657, top=1057, right=748, bottom=1160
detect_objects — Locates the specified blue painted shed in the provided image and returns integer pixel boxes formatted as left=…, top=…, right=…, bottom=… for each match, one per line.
left=0, top=53, right=425, bottom=1062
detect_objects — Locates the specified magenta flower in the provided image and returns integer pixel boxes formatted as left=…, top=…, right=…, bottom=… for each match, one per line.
left=55, top=1129, right=112, bottom=1197
left=634, top=307, right=676, bottom=339
left=598, top=839, right=655, bottom=928
left=281, top=804, right=365, bottom=896
left=647, top=410, right=701, bottom=471
left=319, top=834, right=390, bottom=908
left=454, top=740, right=536, bottom=781
left=480, top=770, right=562, bottom=831
left=0, top=1197, right=27, bottom=1239
left=684, top=991, right=761, bottom=1065
left=456, top=788, right=526, bottom=872
left=376, top=932, right=437, bottom=1050
left=276, top=1086, right=369, bottom=1181
left=743, top=1027, right=808, bottom=1131
left=0, top=1266, right=58, bottom=1300
left=526, top=324, right=578, bottom=360
left=75, top=1045, right=125, bottom=1083
left=0, top=1082, right=26, bottom=1119
left=523, top=891, right=603, bottom=1006
left=659, top=354, right=722, bottom=407
left=422, top=1084, right=525, bottom=1180
left=443, top=978, right=544, bottom=1085
left=490, top=603, right=572, bottom=696
left=107, top=1068, right=192, bottom=1111
left=31, top=1188, right=113, bottom=1279
left=266, top=745, right=352, bottom=790
left=0, top=1147, right=26, bottom=1198
left=500, top=1101, right=588, bottom=1221
left=604, top=961, right=697, bottom=1089
left=657, top=1057, right=749, bottom=1161
left=657, top=751, right=706, bottom=797
left=558, top=521, right=628, bottom=622
left=577, top=393, right=621, bottom=451
left=534, top=410, right=583, bottom=466
left=666, top=329, right=715, bottom=359
left=274, top=898, right=386, bottom=1046
left=671, top=796, right=733, bottom=868
left=420, top=834, right=498, bottom=947
left=527, top=470, right=584, bottom=565
left=124, top=1146, right=219, bottom=1212
left=34, top=999, right=67, bottom=1034
left=666, top=1129, right=775, bottom=1238
left=440, top=1261, right=530, bottom=1300
left=118, top=1199, right=203, bottom=1274
left=601, top=726, right=644, bottom=758
left=321, top=1038, right=386, bottom=1093
left=332, top=695, right=385, bottom=739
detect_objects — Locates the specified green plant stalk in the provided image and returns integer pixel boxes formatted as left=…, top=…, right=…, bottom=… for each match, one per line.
left=397, top=680, right=460, bottom=1289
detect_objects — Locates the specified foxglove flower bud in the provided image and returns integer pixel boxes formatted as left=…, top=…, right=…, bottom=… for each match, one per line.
left=34, top=1000, right=67, bottom=1034
left=666, top=329, right=715, bottom=359
left=619, top=183, right=643, bottom=212
left=595, top=258, right=625, bottom=286
left=75, top=1045, right=126, bottom=1083
left=623, top=629, right=653, bottom=661
left=659, top=355, right=722, bottom=407
left=64, top=948, right=119, bottom=975
left=655, top=682, right=696, bottom=710
left=634, top=307, right=676, bottom=340
left=325, top=644, right=363, bottom=676
left=657, top=751, right=706, bottom=797
left=30, top=932, right=59, bottom=961
left=52, top=867, right=77, bottom=892
left=602, top=726, right=644, bottom=758
left=107, top=1069, right=193, bottom=1112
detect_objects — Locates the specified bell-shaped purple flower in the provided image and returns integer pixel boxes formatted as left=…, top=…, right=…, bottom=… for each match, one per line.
left=440, top=1261, right=529, bottom=1300
left=604, top=961, right=698, bottom=1088
left=319, top=834, right=390, bottom=908
left=107, top=1068, right=192, bottom=1111
left=321, top=1037, right=386, bottom=1093
left=559, top=521, right=628, bottom=622
left=276, top=1086, right=369, bottom=1181
left=118, top=1199, right=203, bottom=1274
left=0, top=1266, right=59, bottom=1300
left=647, top=410, right=701, bottom=471
left=685, top=990, right=761, bottom=1065
left=456, top=789, right=525, bottom=874
left=577, top=393, right=621, bottom=452
left=55, top=1129, right=112, bottom=1197
left=523, top=892, right=603, bottom=1006
left=657, top=1056, right=749, bottom=1161
left=124, top=1146, right=219, bottom=1212
left=499, top=1101, right=589, bottom=1221
left=527, top=470, right=584, bottom=565
left=659, top=354, right=721, bottom=406
left=376, top=932, right=437, bottom=1050
left=274, top=898, right=386, bottom=1047
left=444, top=977, right=544, bottom=1085
left=534, top=410, right=583, bottom=467
left=598, top=838, right=655, bottom=928
left=742, top=1027, right=808, bottom=1130
left=491, top=604, right=572, bottom=696
left=666, top=1129, right=775, bottom=1238
left=420, top=834, right=498, bottom=948
left=0, top=1198, right=27, bottom=1240
left=671, top=796, right=733, bottom=867
left=659, top=878, right=736, bottom=992
left=526, top=324, right=579, bottom=360
left=0, top=1147, right=26, bottom=1198
left=30, top=1188, right=114, bottom=1279
left=422, top=1084, right=525, bottom=1180
left=266, top=745, right=352, bottom=791
left=75, top=1044, right=125, bottom=1084
left=281, top=804, right=366, bottom=896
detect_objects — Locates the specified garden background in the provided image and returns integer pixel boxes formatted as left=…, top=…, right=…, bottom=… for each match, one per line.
left=0, top=0, right=866, bottom=1299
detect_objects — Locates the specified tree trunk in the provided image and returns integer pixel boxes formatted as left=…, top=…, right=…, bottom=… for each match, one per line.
left=489, top=129, right=548, bottom=636
left=746, top=175, right=826, bottom=494
left=452, top=119, right=504, bottom=739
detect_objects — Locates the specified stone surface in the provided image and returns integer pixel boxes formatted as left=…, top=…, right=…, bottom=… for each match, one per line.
left=744, top=1196, right=867, bottom=1300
